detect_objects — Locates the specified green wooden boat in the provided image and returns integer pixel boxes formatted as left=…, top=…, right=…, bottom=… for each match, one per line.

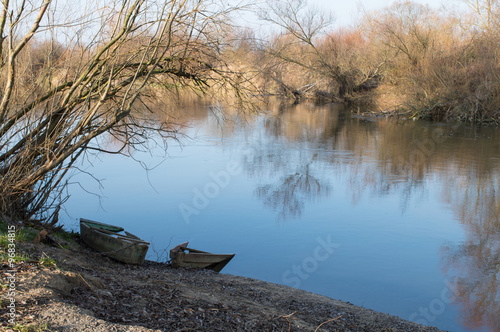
left=80, top=218, right=149, bottom=265
left=170, top=242, right=235, bottom=272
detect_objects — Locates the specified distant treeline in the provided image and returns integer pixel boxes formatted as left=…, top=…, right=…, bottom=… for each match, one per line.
left=227, top=0, right=500, bottom=123
left=12, top=1, right=500, bottom=123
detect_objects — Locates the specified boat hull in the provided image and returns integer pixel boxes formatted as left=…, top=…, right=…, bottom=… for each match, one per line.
left=80, top=219, right=149, bottom=265
left=170, top=242, right=235, bottom=272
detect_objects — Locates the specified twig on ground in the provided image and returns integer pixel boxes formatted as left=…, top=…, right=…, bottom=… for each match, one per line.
left=77, top=272, right=93, bottom=290
left=314, top=315, right=343, bottom=331
left=280, top=311, right=296, bottom=332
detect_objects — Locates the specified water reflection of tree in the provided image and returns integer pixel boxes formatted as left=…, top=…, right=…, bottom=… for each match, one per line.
left=340, top=121, right=500, bottom=331
left=441, top=178, right=500, bottom=331
left=256, top=154, right=330, bottom=220
left=346, top=120, right=500, bottom=330
left=240, top=102, right=500, bottom=327
left=241, top=102, right=341, bottom=220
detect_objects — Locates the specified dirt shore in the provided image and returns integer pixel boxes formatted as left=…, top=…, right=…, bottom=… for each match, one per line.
left=1, top=237, right=444, bottom=331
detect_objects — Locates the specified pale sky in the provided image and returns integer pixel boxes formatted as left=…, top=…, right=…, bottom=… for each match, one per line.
left=237, top=0, right=449, bottom=31
left=308, top=0, right=444, bottom=27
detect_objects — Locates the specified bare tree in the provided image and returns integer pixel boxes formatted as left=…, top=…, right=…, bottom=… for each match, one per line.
left=0, top=0, right=255, bottom=223
left=364, top=1, right=438, bottom=67
left=258, top=0, right=384, bottom=102
left=461, top=0, right=500, bottom=32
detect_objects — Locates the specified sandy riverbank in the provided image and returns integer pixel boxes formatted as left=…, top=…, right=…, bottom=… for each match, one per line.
left=1, top=236, right=444, bottom=331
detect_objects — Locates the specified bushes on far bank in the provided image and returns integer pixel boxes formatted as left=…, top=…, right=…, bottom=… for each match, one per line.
left=248, top=0, right=500, bottom=123
left=361, top=1, right=500, bottom=123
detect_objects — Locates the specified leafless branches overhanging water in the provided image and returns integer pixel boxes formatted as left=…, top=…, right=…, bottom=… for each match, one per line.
left=0, top=0, right=257, bottom=223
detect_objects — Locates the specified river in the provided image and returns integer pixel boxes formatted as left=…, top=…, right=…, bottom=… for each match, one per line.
left=62, top=101, right=500, bottom=332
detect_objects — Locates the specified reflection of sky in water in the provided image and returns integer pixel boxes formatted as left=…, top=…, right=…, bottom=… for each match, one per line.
left=63, top=102, right=499, bottom=332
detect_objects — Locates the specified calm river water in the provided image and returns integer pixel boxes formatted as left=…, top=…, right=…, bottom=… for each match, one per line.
left=63, top=101, right=499, bottom=332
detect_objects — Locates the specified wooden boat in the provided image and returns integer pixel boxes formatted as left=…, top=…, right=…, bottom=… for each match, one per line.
left=170, top=242, right=235, bottom=272
left=80, top=218, right=149, bottom=265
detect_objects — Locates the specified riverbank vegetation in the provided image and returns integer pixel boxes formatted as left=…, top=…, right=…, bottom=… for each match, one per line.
left=1, top=0, right=500, bottom=223
left=247, top=0, right=500, bottom=123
